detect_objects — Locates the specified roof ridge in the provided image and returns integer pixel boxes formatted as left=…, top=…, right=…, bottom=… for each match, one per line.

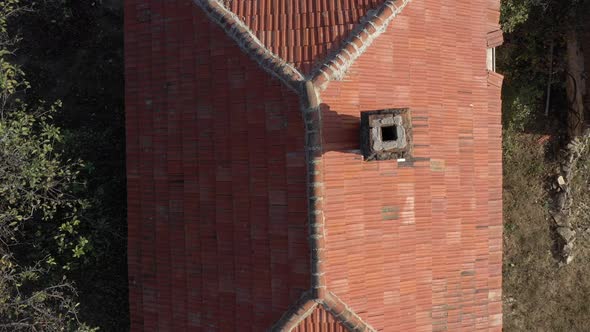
left=268, top=292, right=377, bottom=332
left=268, top=83, right=377, bottom=331
left=192, top=2, right=411, bottom=330
left=269, top=292, right=318, bottom=331
left=192, top=0, right=305, bottom=92
left=311, top=0, right=412, bottom=90
left=321, top=292, right=377, bottom=332
left=192, top=0, right=411, bottom=93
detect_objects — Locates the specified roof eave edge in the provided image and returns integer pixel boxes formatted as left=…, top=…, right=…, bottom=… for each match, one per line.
left=192, top=0, right=305, bottom=93
left=311, top=0, right=412, bottom=91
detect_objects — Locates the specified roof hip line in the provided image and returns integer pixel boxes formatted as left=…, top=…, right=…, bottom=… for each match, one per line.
left=269, top=291, right=377, bottom=332
left=311, top=0, right=412, bottom=90
left=191, top=1, right=413, bottom=330
left=268, top=82, right=377, bottom=332
left=192, top=0, right=412, bottom=94
left=192, top=0, right=305, bottom=92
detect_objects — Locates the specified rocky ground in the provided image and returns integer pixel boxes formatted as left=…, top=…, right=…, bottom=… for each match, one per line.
left=551, top=131, right=590, bottom=265
left=503, top=130, right=590, bottom=331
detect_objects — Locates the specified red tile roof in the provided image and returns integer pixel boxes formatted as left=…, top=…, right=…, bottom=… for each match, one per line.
left=126, top=2, right=310, bottom=330
left=194, top=0, right=412, bottom=90
left=319, top=0, right=504, bottom=329
left=271, top=291, right=377, bottom=330
left=126, top=0, right=504, bottom=330
left=225, top=0, right=385, bottom=74
left=292, top=305, right=348, bottom=332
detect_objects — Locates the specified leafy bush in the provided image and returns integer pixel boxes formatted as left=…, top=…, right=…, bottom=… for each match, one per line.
left=0, top=1, right=95, bottom=330
left=13, top=1, right=128, bottom=329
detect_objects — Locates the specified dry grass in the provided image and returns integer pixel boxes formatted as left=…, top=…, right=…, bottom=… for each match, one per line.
left=568, top=135, right=590, bottom=233
left=503, top=131, right=590, bottom=331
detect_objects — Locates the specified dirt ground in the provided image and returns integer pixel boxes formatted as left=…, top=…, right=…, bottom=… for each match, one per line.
left=503, top=131, right=590, bottom=331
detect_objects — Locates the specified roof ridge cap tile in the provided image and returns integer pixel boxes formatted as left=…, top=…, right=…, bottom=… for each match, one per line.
left=193, top=0, right=411, bottom=94
left=192, top=1, right=412, bottom=329
left=268, top=291, right=378, bottom=332
left=192, top=0, right=305, bottom=92
left=321, top=292, right=378, bottom=332
left=269, top=292, right=318, bottom=331
left=312, top=0, right=412, bottom=90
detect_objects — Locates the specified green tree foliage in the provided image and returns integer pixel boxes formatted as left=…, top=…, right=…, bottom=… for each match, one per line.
left=502, top=1, right=590, bottom=331
left=0, top=1, right=96, bottom=330
left=499, top=0, right=588, bottom=131
left=0, top=108, right=94, bottom=332
left=13, top=1, right=128, bottom=330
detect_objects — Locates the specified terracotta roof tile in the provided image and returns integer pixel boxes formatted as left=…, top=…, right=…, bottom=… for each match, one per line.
left=226, top=0, right=385, bottom=74
left=292, top=306, right=348, bottom=332
left=126, top=0, right=504, bottom=330
left=319, top=0, right=503, bottom=329
left=126, top=3, right=309, bottom=330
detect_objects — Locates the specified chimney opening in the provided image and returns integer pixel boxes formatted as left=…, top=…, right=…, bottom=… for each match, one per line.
left=381, top=125, right=398, bottom=142
left=360, top=109, right=412, bottom=161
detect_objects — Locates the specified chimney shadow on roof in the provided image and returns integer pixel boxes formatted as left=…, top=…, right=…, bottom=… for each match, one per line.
left=318, top=103, right=364, bottom=156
